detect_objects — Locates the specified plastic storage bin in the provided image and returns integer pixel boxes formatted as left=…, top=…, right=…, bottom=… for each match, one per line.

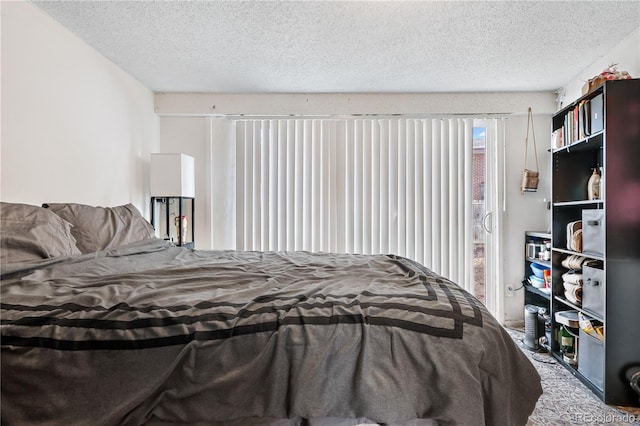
left=582, top=209, right=604, bottom=256
left=578, top=328, right=604, bottom=390
left=590, top=93, right=604, bottom=134
left=582, top=264, right=605, bottom=318
left=530, top=262, right=549, bottom=278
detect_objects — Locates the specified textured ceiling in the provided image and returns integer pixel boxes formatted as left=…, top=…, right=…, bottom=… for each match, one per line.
left=32, top=1, right=640, bottom=93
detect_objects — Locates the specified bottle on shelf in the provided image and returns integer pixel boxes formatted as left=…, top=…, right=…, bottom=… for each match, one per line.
left=599, top=166, right=604, bottom=200
left=587, top=168, right=601, bottom=200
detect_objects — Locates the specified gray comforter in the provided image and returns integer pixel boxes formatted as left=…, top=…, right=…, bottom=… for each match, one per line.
left=1, top=239, right=542, bottom=425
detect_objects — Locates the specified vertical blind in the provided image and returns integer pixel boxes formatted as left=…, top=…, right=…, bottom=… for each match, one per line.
left=235, top=118, right=475, bottom=288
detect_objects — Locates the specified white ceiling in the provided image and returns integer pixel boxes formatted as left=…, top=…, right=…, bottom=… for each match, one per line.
left=32, top=1, right=640, bottom=94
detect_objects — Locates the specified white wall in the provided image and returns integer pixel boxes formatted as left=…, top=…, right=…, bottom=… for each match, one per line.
left=502, top=114, right=552, bottom=324
left=560, top=26, right=640, bottom=107
left=1, top=2, right=159, bottom=216
left=158, top=117, right=235, bottom=250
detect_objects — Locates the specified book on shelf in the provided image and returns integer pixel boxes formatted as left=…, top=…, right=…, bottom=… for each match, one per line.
left=578, top=100, right=589, bottom=140
left=573, top=104, right=579, bottom=143
left=563, top=113, right=570, bottom=145
left=558, top=92, right=604, bottom=148
left=552, top=128, right=564, bottom=149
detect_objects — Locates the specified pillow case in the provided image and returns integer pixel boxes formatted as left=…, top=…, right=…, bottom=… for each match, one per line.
left=43, top=203, right=154, bottom=253
left=1, top=202, right=81, bottom=264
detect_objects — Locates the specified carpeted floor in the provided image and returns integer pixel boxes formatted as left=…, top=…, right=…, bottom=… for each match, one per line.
left=505, top=328, right=640, bottom=425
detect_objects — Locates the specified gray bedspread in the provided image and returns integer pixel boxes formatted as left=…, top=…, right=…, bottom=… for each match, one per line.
left=1, top=239, right=542, bottom=425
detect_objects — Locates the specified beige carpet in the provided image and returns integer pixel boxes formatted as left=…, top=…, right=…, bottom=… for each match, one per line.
left=506, top=328, right=640, bottom=425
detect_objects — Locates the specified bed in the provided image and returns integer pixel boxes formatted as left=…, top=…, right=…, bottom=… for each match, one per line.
left=1, top=202, right=542, bottom=426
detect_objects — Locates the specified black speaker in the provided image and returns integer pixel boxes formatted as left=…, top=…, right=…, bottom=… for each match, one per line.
left=524, top=305, right=546, bottom=351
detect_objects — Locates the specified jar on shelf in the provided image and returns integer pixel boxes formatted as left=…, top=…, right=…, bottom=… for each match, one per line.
left=560, top=326, right=577, bottom=365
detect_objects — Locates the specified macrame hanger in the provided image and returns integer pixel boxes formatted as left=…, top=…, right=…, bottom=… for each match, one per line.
left=524, top=107, right=539, bottom=173
left=521, top=107, right=540, bottom=194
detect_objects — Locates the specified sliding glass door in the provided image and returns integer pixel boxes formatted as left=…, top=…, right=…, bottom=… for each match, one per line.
left=472, top=119, right=505, bottom=320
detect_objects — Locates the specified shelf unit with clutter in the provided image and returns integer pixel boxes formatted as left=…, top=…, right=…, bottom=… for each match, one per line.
left=549, top=79, right=640, bottom=407
left=522, top=231, right=552, bottom=352
left=150, top=197, right=195, bottom=249
left=523, top=231, right=552, bottom=302
left=149, top=153, right=196, bottom=249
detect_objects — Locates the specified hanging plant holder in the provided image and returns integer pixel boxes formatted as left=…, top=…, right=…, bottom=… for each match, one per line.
left=521, top=107, right=539, bottom=194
